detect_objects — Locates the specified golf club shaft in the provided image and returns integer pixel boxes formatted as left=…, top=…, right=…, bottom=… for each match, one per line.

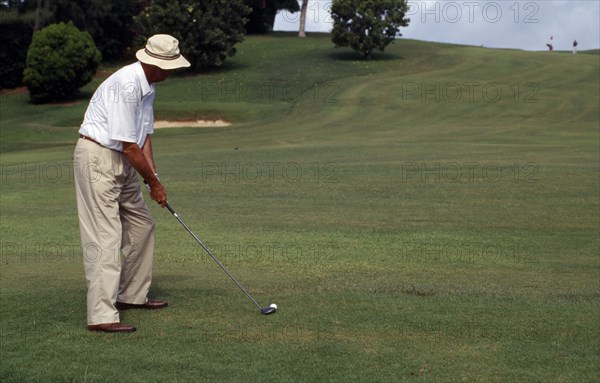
left=165, top=203, right=263, bottom=310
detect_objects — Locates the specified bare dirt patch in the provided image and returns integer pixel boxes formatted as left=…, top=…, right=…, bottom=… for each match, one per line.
left=154, top=120, right=231, bottom=129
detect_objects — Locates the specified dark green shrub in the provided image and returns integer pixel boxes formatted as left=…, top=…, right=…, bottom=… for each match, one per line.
left=23, top=22, right=101, bottom=103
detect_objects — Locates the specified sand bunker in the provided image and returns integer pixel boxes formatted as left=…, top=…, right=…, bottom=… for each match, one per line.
left=154, top=120, right=231, bottom=129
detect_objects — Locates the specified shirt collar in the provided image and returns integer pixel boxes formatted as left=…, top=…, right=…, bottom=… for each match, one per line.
left=134, top=61, right=154, bottom=96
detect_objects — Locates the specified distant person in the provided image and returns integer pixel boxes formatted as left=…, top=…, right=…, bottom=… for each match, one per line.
left=546, top=43, right=554, bottom=52
left=573, top=40, right=578, bottom=54
left=74, top=34, right=190, bottom=333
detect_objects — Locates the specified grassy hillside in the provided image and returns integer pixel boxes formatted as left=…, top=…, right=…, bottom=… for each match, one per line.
left=1, top=33, right=598, bottom=382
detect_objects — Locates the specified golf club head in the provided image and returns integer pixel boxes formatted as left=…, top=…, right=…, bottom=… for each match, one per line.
left=261, top=306, right=277, bottom=315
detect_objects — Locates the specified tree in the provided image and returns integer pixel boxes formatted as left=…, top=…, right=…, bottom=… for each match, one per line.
left=0, top=4, right=34, bottom=88
left=331, top=0, right=410, bottom=59
left=23, top=22, right=101, bottom=103
left=245, top=0, right=299, bottom=34
left=1, top=0, right=140, bottom=61
left=0, top=20, right=33, bottom=88
left=298, top=0, right=308, bottom=38
left=135, top=0, right=251, bottom=69
left=50, top=0, right=141, bottom=61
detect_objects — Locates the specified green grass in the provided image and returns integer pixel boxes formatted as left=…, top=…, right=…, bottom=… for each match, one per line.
left=1, top=33, right=599, bottom=382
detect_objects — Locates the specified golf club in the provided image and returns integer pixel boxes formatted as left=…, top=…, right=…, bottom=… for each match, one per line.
left=165, top=202, right=277, bottom=315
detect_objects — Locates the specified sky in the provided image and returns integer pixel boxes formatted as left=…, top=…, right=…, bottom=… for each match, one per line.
left=273, top=0, right=600, bottom=51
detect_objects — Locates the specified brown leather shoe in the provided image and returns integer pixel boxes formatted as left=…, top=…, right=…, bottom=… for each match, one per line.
left=115, top=299, right=168, bottom=310
left=87, top=322, right=136, bottom=333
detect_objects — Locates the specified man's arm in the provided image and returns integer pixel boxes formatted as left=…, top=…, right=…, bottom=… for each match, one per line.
left=122, top=141, right=167, bottom=207
left=142, top=135, right=156, bottom=174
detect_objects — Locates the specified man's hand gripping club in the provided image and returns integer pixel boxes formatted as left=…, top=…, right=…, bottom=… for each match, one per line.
left=122, top=141, right=167, bottom=207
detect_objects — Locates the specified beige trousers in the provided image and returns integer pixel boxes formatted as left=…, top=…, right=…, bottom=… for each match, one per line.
left=73, top=138, right=155, bottom=325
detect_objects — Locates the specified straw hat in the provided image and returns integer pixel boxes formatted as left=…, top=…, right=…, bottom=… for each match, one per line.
left=136, top=34, right=190, bottom=70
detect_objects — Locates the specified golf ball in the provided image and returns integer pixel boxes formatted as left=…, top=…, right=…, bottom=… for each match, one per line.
left=270, top=303, right=277, bottom=309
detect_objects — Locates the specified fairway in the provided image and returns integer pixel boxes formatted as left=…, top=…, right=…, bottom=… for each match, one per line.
left=1, top=33, right=599, bottom=382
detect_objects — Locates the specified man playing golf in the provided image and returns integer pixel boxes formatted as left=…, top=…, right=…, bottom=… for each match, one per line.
left=74, top=35, right=190, bottom=333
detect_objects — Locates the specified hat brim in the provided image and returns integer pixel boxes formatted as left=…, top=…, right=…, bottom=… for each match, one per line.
left=136, top=49, right=191, bottom=70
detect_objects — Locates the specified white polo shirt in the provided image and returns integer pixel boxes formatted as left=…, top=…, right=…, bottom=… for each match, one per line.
left=79, top=61, right=155, bottom=152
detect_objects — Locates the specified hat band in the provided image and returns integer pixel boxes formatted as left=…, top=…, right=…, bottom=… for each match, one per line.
left=144, top=48, right=181, bottom=61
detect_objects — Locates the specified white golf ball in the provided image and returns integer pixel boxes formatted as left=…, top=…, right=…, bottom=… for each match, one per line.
left=270, top=303, right=277, bottom=309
